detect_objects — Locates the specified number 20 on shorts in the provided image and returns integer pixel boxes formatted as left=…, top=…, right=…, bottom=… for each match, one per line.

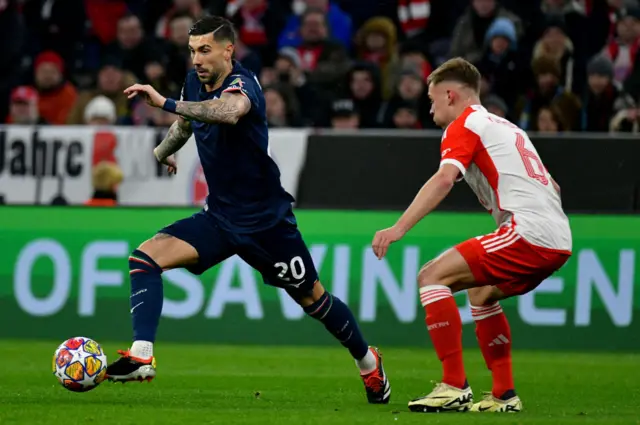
left=274, top=256, right=306, bottom=281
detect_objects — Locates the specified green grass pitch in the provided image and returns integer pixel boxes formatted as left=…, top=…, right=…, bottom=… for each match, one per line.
left=0, top=341, right=638, bottom=425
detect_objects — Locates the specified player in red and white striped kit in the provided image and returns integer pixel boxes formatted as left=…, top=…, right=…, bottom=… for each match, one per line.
left=372, top=58, right=572, bottom=414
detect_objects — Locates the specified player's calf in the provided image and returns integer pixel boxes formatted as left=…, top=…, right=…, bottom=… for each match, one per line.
left=106, top=249, right=163, bottom=380
left=470, top=299, right=516, bottom=401
left=299, top=284, right=390, bottom=404
left=409, top=248, right=477, bottom=411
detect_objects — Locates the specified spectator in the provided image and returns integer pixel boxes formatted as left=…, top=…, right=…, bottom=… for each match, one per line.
left=155, top=0, right=204, bottom=39
left=450, top=0, right=523, bottom=64
left=34, top=50, right=78, bottom=125
left=355, top=17, right=399, bottom=100
left=398, top=40, right=433, bottom=81
left=382, top=67, right=435, bottom=129
left=582, top=54, right=635, bottom=131
left=536, top=0, right=589, bottom=57
left=278, top=0, right=352, bottom=50
left=589, top=0, right=638, bottom=55
left=234, top=39, right=263, bottom=77
left=536, top=105, right=567, bottom=133
left=610, top=103, right=640, bottom=131
left=330, top=99, right=360, bottom=129
left=84, top=0, right=128, bottom=46
left=227, top=0, right=286, bottom=66
left=391, top=100, right=422, bottom=129
left=67, top=57, right=136, bottom=125
left=345, top=62, right=383, bottom=128
left=297, top=9, right=351, bottom=112
left=602, top=7, right=640, bottom=86
left=517, top=56, right=581, bottom=130
left=83, top=96, right=117, bottom=126
left=397, top=0, right=431, bottom=40
left=143, top=58, right=180, bottom=99
left=483, top=93, right=509, bottom=118
left=476, top=17, right=522, bottom=112
left=292, top=8, right=349, bottom=73
left=0, top=0, right=25, bottom=124
left=531, top=15, right=584, bottom=94
left=104, top=13, right=166, bottom=82
left=84, top=161, right=123, bottom=207
left=164, top=12, right=194, bottom=87
left=6, top=86, right=47, bottom=125
left=21, top=0, right=86, bottom=69
left=264, top=84, right=303, bottom=127
left=271, top=48, right=317, bottom=124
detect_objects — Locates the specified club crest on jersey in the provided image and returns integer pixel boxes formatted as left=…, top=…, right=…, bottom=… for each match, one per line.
left=229, top=77, right=244, bottom=88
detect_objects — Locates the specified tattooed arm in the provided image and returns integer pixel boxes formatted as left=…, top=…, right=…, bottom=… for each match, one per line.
left=153, top=116, right=192, bottom=163
left=174, top=92, right=251, bottom=125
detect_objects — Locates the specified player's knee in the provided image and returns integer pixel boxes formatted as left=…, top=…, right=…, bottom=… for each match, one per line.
left=129, top=248, right=162, bottom=275
left=289, top=280, right=325, bottom=307
left=136, top=233, right=198, bottom=270
left=417, top=261, right=447, bottom=289
left=136, top=240, right=161, bottom=264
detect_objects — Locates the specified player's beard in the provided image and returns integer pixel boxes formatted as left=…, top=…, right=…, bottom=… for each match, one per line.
left=209, top=71, right=222, bottom=86
left=205, top=66, right=226, bottom=87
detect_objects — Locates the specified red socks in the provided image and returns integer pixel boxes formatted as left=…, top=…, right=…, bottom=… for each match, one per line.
left=420, top=285, right=466, bottom=389
left=472, top=302, right=514, bottom=398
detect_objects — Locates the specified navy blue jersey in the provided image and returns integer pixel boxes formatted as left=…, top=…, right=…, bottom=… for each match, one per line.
left=181, top=62, right=295, bottom=233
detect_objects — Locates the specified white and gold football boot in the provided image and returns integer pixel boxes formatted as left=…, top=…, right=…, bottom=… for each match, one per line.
left=408, top=381, right=473, bottom=413
left=470, top=391, right=523, bottom=413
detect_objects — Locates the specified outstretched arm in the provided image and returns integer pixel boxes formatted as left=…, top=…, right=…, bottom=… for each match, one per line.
left=174, top=92, right=251, bottom=125
left=394, top=164, right=460, bottom=234
left=122, top=84, right=251, bottom=126
left=371, top=164, right=460, bottom=259
left=154, top=116, right=193, bottom=162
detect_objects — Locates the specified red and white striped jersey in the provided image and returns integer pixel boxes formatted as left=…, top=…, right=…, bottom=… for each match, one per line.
left=440, top=105, right=572, bottom=252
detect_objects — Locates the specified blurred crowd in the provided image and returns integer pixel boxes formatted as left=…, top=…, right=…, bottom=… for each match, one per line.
left=2, top=0, right=640, bottom=133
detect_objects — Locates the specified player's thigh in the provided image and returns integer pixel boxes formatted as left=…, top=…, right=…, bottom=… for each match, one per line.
left=138, top=233, right=199, bottom=270
left=237, top=213, right=319, bottom=301
left=147, top=211, right=235, bottom=274
left=417, top=247, right=477, bottom=293
left=462, top=228, right=571, bottom=303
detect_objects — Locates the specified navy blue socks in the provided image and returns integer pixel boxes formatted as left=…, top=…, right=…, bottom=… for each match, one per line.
left=129, top=249, right=164, bottom=343
left=304, top=291, right=369, bottom=360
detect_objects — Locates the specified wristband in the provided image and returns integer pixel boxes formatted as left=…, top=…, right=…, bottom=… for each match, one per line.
left=162, top=98, right=177, bottom=113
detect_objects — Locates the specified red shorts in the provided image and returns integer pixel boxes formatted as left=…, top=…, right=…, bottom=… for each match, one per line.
left=455, top=225, right=571, bottom=297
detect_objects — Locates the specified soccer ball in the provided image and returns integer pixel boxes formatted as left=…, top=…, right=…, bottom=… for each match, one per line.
left=52, top=336, right=108, bottom=392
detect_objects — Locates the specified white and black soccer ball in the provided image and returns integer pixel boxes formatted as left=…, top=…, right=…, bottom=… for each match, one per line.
left=52, top=336, right=107, bottom=392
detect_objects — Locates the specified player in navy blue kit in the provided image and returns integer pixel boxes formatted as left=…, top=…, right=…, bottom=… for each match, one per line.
left=105, top=16, right=390, bottom=404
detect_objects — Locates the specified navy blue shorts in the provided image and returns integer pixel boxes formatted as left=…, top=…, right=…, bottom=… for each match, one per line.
left=159, top=209, right=318, bottom=296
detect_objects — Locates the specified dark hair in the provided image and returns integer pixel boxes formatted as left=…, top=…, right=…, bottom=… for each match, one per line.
left=188, top=16, right=236, bottom=44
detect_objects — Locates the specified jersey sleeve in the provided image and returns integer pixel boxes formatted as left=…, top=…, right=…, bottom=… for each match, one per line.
left=221, top=74, right=260, bottom=109
left=439, top=121, right=481, bottom=179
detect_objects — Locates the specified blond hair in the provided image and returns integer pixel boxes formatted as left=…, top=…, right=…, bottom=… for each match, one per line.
left=427, top=57, right=481, bottom=93
left=92, top=161, right=123, bottom=191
